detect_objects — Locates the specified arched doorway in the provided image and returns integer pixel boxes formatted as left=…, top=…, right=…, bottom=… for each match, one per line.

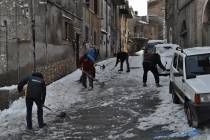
left=202, top=0, right=210, bottom=45
left=180, top=20, right=188, bottom=48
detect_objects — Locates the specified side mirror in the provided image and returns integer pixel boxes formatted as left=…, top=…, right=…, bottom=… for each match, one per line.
left=173, top=72, right=183, bottom=77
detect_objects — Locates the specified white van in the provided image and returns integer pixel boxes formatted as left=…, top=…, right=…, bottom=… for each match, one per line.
left=170, top=47, right=210, bottom=127
left=155, top=44, right=179, bottom=76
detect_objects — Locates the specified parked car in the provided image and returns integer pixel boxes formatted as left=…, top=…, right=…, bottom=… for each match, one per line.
left=144, top=40, right=166, bottom=53
left=155, top=44, right=179, bottom=76
left=169, top=47, right=210, bottom=127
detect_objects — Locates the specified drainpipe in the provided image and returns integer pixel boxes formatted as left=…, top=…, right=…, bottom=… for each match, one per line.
left=106, top=0, right=108, bottom=57
left=15, top=0, right=20, bottom=81
left=4, top=21, right=8, bottom=73
left=31, top=0, right=36, bottom=72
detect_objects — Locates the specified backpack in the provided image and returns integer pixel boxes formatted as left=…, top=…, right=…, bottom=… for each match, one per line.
left=86, top=48, right=96, bottom=62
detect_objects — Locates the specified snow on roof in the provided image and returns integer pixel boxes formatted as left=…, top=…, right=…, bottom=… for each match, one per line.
left=148, top=40, right=166, bottom=44
left=155, top=43, right=179, bottom=48
left=183, top=47, right=210, bottom=56
left=155, top=44, right=179, bottom=57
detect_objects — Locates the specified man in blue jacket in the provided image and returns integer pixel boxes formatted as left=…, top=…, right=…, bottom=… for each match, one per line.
left=86, top=46, right=97, bottom=62
left=18, top=72, right=46, bottom=130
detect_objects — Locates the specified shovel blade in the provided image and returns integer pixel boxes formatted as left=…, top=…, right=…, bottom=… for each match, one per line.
left=56, top=112, right=66, bottom=118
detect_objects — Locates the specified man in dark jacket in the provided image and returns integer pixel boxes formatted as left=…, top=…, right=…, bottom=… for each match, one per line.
left=114, top=51, right=130, bottom=72
left=143, top=50, right=166, bottom=87
left=18, top=72, right=46, bottom=130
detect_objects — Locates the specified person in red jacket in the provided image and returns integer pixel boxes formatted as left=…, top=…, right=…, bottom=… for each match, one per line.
left=79, top=54, right=95, bottom=89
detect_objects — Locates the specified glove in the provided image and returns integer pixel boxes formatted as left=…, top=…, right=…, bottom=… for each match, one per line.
left=41, top=99, right=45, bottom=105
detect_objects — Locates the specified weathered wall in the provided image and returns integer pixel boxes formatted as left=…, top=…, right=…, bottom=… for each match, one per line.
left=147, top=0, right=165, bottom=40
left=166, top=0, right=210, bottom=48
left=0, top=0, right=83, bottom=86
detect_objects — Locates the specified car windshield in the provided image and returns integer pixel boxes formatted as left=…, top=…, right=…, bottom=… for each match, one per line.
left=186, top=54, right=210, bottom=76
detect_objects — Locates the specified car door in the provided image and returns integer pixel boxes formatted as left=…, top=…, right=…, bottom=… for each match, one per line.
left=170, top=53, right=178, bottom=82
left=182, top=56, right=194, bottom=101
left=174, top=55, right=184, bottom=100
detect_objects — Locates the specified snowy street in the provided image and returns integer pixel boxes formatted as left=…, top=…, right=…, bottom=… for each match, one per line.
left=1, top=54, right=210, bottom=140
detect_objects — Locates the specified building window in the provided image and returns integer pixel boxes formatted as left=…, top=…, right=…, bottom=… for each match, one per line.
left=85, top=26, right=89, bottom=42
left=101, top=0, right=103, bottom=18
left=94, top=0, right=98, bottom=15
left=63, top=19, right=73, bottom=41
left=85, top=0, right=90, bottom=7
left=94, top=31, right=97, bottom=45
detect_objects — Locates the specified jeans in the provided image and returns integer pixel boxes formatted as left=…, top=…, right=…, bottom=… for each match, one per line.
left=26, top=98, right=44, bottom=128
left=143, top=62, right=159, bottom=84
left=120, top=55, right=130, bottom=71
left=81, top=72, right=93, bottom=88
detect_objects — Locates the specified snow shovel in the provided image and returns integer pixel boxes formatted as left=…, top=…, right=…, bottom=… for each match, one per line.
left=158, top=62, right=170, bottom=76
left=82, top=70, right=105, bottom=87
left=110, top=66, right=116, bottom=71
left=95, top=64, right=105, bottom=69
left=43, top=105, right=66, bottom=118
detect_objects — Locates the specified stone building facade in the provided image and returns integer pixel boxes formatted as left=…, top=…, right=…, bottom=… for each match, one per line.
left=0, top=0, right=135, bottom=86
left=147, top=0, right=165, bottom=40
left=128, top=13, right=149, bottom=53
left=82, top=0, right=100, bottom=57
left=166, top=0, right=210, bottom=48
left=0, top=0, right=83, bottom=85
left=99, top=0, right=111, bottom=58
left=119, top=0, right=133, bottom=53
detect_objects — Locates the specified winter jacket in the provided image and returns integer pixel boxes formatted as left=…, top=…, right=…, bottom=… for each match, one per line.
left=18, top=72, right=46, bottom=104
left=86, top=47, right=97, bottom=62
left=115, top=52, right=128, bottom=66
left=143, top=52, right=166, bottom=70
left=79, top=55, right=95, bottom=76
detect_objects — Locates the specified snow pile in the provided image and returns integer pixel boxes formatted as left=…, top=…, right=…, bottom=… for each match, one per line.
left=0, top=85, right=17, bottom=91
left=0, top=55, right=209, bottom=139
left=0, top=70, right=83, bottom=135
left=155, top=44, right=178, bottom=57
left=135, top=50, right=144, bottom=56
left=136, top=77, right=190, bottom=133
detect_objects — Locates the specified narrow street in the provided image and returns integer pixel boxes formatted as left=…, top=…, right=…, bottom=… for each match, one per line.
left=1, top=55, right=206, bottom=140
left=1, top=0, right=210, bottom=140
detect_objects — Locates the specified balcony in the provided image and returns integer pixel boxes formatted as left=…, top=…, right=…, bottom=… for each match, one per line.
left=119, top=5, right=133, bottom=18
left=129, top=32, right=145, bottom=39
left=113, top=0, right=126, bottom=5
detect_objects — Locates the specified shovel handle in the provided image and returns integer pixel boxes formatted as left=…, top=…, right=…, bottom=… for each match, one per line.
left=43, top=105, right=52, bottom=111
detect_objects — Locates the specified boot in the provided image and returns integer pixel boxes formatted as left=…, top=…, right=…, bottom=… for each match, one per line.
left=156, top=83, right=162, bottom=87
left=143, top=83, right=147, bottom=87
left=39, top=123, right=47, bottom=128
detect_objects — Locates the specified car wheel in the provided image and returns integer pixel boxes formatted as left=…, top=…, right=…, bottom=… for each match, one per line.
left=184, top=102, right=199, bottom=128
left=171, top=87, right=179, bottom=104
